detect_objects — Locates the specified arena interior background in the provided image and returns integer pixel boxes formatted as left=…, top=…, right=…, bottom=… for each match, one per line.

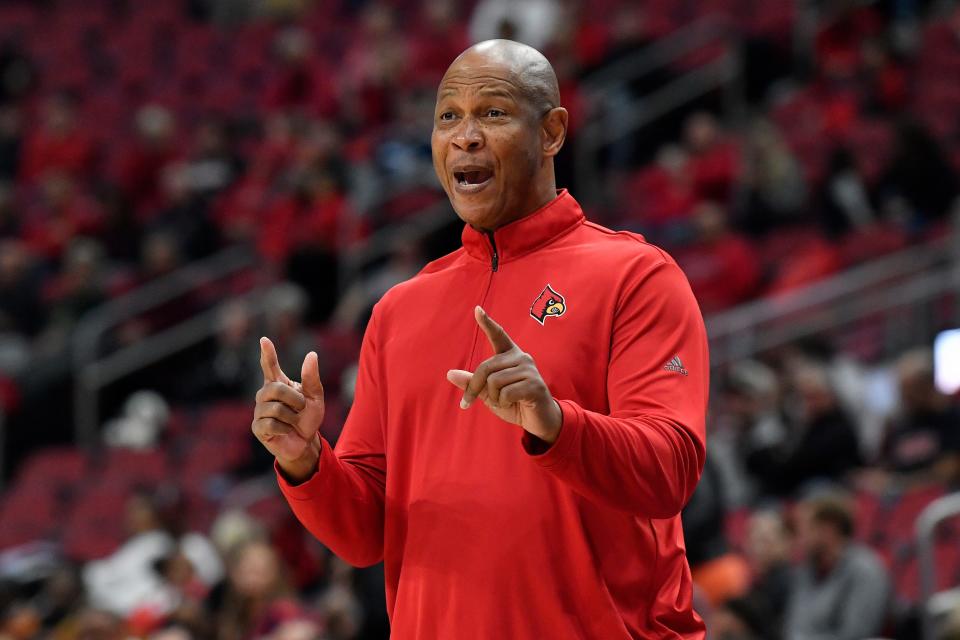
left=0, top=0, right=959, bottom=639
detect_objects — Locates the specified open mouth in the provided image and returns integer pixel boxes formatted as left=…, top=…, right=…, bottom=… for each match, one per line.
left=452, top=167, right=494, bottom=192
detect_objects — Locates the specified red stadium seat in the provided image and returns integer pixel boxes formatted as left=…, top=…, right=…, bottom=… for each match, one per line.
left=15, top=447, right=90, bottom=493
left=196, top=400, right=255, bottom=440
left=838, top=224, right=908, bottom=267
left=891, top=540, right=960, bottom=604
left=100, top=448, right=170, bottom=487
left=0, top=487, right=59, bottom=549
left=62, top=484, right=132, bottom=561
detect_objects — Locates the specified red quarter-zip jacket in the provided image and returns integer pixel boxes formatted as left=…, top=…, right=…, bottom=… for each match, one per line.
left=277, top=190, right=709, bottom=638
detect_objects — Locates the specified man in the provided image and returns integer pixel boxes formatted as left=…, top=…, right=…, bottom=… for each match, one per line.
left=785, top=493, right=891, bottom=640
left=252, top=39, right=709, bottom=638
left=745, top=362, right=862, bottom=498
left=881, top=348, right=960, bottom=481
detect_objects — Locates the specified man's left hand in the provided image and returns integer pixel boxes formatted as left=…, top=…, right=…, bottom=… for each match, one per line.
left=446, top=306, right=562, bottom=444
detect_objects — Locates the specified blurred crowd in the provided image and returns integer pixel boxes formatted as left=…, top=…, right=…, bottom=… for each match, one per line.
left=688, top=342, right=960, bottom=639
left=0, top=0, right=959, bottom=638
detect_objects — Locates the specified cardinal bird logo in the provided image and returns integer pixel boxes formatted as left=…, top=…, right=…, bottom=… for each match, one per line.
left=530, top=284, right=567, bottom=325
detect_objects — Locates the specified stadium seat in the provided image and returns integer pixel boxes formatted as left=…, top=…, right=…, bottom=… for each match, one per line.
left=15, top=447, right=90, bottom=493
left=100, top=448, right=170, bottom=487
left=61, top=484, right=132, bottom=561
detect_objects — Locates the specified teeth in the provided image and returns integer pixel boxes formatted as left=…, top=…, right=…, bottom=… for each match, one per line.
left=454, top=169, right=490, bottom=186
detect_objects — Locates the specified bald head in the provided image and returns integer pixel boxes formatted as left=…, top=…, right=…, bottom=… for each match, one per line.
left=432, top=39, right=568, bottom=230
left=442, top=39, right=561, bottom=118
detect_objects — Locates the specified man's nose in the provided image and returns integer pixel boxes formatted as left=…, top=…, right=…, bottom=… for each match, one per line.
left=452, top=117, right=484, bottom=151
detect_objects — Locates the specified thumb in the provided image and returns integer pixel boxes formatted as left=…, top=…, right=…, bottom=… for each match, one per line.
left=446, top=369, right=472, bottom=391
left=300, top=351, right=325, bottom=399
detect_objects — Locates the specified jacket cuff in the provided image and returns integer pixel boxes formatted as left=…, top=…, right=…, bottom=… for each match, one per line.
left=521, top=398, right=582, bottom=468
left=275, top=437, right=330, bottom=502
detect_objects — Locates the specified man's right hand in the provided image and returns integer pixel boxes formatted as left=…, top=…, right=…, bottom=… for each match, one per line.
left=252, top=337, right=325, bottom=484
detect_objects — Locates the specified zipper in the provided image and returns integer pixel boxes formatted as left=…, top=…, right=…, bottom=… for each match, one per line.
left=466, top=230, right=499, bottom=368
left=485, top=230, right=499, bottom=272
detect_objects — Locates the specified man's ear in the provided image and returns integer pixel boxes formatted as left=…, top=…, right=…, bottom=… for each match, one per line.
left=541, top=107, right=568, bottom=158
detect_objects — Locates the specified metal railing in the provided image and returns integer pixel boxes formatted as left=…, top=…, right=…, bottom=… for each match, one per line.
left=916, top=491, right=960, bottom=640
left=338, top=199, right=454, bottom=290
left=574, top=15, right=744, bottom=206
left=71, top=245, right=260, bottom=449
left=706, top=226, right=957, bottom=371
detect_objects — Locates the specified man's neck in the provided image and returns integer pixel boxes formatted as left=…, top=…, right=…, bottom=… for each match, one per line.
left=475, top=186, right=560, bottom=233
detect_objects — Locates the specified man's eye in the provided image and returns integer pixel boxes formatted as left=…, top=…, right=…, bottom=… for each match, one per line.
left=486, top=109, right=505, bottom=118
left=439, top=112, right=456, bottom=121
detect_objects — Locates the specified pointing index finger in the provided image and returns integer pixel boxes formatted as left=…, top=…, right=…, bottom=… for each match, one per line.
left=259, top=337, right=289, bottom=384
left=475, top=306, right=515, bottom=354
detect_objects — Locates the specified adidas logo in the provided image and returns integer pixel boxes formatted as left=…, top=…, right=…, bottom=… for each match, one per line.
left=663, top=355, right=688, bottom=376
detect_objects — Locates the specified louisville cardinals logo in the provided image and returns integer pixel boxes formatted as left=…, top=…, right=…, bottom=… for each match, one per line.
left=530, top=284, right=566, bottom=325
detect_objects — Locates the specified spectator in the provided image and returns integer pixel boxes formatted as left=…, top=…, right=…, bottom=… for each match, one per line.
left=860, top=37, right=908, bottom=114
left=19, top=93, right=96, bottom=185
left=682, top=456, right=751, bottom=606
left=340, top=4, right=408, bottom=130
left=20, top=172, right=104, bottom=260
left=0, top=240, right=45, bottom=338
left=120, top=231, right=199, bottom=338
left=0, top=41, right=36, bottom=105
left=711, top=359, right=787, bottom=506
left=877, top=119, right=959, bottom=225
left=0, top=601, right=41, bottom=640
left=881, top=348, right=960, bottom=481
left=209, top=540, right=303, bottom=640
left=114, top=104, right=179, bottom=217
left=737, top=119, right=807, bottom=235
left=0, top=105, right=22, bottom=180
left=264, top=27, right=338, bottom=119
left=817, top=147, right=876, bottom=237
left=31, top=564, right=84, bottom=632
left=784, top=492, right=891, bottom=640
left=746, top=362, right=863, bottom=498
left=710, top=595, right=781, bottom=640
left=258, top=168, right=352, bottom=263
left=674, top=202, right=761, bottom=313
left=68, top=608, right=127, bottom=640
left=619, top=144, right=697, bottom=236
left=315, top=557, right=363, bottom=640
left=82, top=492, right=181, bottom=617
left=469, top=0, right=561, bottom=51
left=38, top=237, right=107, bottom=352
left=184, top=300, right=261, bottom=402
left=151, top=163, right=221, bottom=260
left=744, top=509, right=793, bottom=624
left=408, top=0, right=469, bottom=83
left=180, top=119, right=241, bottom=201
left=683, top=112, right=741, bottom=205
left=0, top=182, right=16, bottom=244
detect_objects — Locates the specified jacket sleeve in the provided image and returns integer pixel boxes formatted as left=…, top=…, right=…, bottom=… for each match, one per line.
left=276, top=306, right=387, bottom=567
left=521, top=260, right=709, bottom=518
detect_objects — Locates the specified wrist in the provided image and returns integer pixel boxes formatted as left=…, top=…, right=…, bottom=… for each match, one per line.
left=277, top=436, right=321, bottom=485
left=537, top=398, right=564, bottom=444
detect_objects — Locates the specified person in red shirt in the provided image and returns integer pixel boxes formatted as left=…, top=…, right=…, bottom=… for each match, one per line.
left=252, top=40, right=709, bottom=639
left=19, top=93, right=96, bottom=185
left=675, top=202, right=761, bottom=313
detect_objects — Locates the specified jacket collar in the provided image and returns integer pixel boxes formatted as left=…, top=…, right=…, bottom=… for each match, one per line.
left=460, top=189, right=584, bottom=268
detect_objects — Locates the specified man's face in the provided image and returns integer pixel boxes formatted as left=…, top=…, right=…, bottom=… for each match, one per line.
left=432, top=58, right=544, bottom=230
